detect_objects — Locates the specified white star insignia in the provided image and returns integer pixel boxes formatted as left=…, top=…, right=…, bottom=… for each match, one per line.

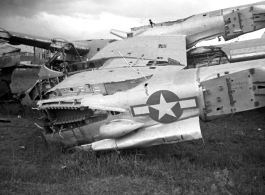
left=150, top=93, right=178, bottom=119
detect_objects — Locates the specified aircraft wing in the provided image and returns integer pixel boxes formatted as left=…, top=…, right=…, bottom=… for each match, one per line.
left=0, top=29, right=90, bottom=55
left=92, top=35, right=187, bottom=67
left=78, top=116, right=202, bottom=151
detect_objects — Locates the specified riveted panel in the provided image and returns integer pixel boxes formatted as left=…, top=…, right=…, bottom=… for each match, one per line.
left=201, top=68, right=257, bottom=119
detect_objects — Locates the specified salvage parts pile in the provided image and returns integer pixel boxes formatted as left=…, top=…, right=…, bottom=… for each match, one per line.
left=2, top=1, right=265, bottom=151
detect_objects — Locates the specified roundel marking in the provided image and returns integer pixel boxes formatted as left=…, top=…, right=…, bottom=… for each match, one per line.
left=146, top=90, right=182, bottom=123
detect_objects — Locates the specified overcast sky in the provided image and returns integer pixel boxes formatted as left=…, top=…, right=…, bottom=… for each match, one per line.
left=0, top=0, right=264, bottom=51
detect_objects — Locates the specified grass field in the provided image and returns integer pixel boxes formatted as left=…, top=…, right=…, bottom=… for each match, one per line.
left=0, top=106, right=264, bottom=195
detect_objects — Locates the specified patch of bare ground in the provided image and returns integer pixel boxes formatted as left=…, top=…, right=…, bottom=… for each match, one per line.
left=0, top=107, right=264, bottom=195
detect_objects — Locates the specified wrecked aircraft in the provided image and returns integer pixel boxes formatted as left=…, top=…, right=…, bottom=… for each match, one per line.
left=38, top=62, right=265, bottom=151
left=2, top=1, right=265, bottom=106
left=31, top=1, right=265, bottom=151
left=0, top=28, right=116, bottom=106
left=1, top=1, right=265, bottom=150
left=0, top=28, right=116, bottom=65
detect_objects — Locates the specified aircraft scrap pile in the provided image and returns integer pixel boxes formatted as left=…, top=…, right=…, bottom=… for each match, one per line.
left=1, top=1, right=265, bottom=151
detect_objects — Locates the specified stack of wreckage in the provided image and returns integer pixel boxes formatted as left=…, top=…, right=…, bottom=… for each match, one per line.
left=1, top=1, right=265, bottom=151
